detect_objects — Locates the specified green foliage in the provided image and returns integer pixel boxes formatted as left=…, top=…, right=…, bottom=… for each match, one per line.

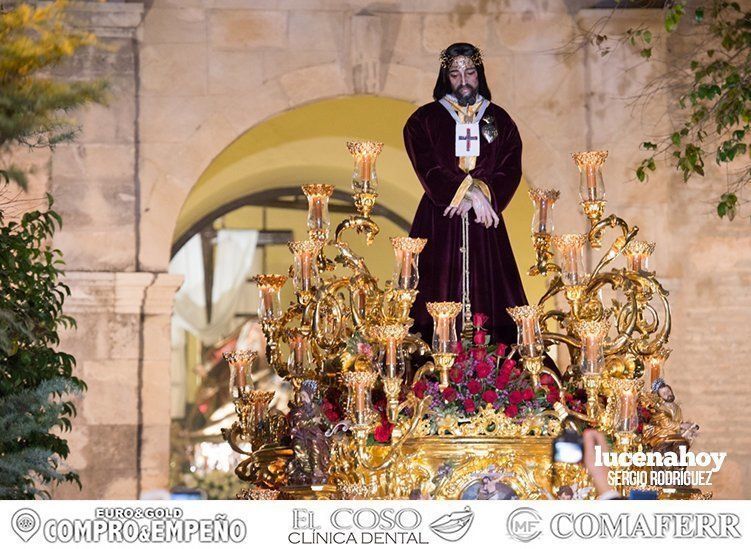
left=591, top=1, right=751, bottom=219
left=0, top=0, right=107, bottom=498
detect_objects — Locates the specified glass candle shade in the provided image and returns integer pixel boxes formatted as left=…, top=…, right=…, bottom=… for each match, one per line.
left=343, top=371, right=378, bottom=428
left=572, top=150, right=608, bottom=202
left=301, top=184, right=334, bottom=240
left=552, top=234, right=588, bottom=286
left=612, top=379, right=641, bottom=433
left=248, top=390, right=274, bottom=432
left=223, top=350, right=258, bottom=398
left=288, top=239, right=321, bottom=292
left=426, top=302, right=462, bottom=353
left=346, top=141, right=383, bottom=194
left=643, top=347, right=671, bottom=386
left=390, top=237, right=427, bottom=290
left=251, top=274, right=287, bottom=322
left=575, top=320, right=610, bottom=376
left=528, top=188, right=560, bottom=234
left=369, top=324, right=408, bottom=379
left=287, top=329, right=314, bottom=378
left=624, top=240, right=656, bottom=272
left=506, top=305, right=545, bottom=358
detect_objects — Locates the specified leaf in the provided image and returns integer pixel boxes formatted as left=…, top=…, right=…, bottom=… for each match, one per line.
left=694, top=7, right=704, bottom=22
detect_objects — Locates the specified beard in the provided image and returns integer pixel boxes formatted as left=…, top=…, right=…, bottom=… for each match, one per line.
left=453, top=83, right=478, bottom=106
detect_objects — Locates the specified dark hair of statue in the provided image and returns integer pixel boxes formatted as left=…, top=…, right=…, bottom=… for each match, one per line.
left=432, top=42, right=492, bottom=102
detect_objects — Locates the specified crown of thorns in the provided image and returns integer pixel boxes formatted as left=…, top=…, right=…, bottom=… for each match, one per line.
left=651, top=377, right=668, bottom=393
left=439, top=48, right=483, bottom=69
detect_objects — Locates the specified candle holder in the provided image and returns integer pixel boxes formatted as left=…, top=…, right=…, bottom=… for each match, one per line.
left=252, top=274, right=287, bottom=322
left=347, top=140, right=383, bottom=218
left=528, top=188, right=560, bottom=276
left=426, top=302, right=462, bottom=389
left=343, top=370, right=379, bottom=430
left=369, top=324, right=409, bottom=422
left=302, top=184, right=334, bottom=241
left=507, top=305, right=545, bottom=359
left=287, top=328, right=316, bottom=380
left=611, top=378, right=643, bottom=452
left=551, top=234, right=588, bottom=286
left=245, top=390, right=275, bottom=446
left=223, top=350, right=258, bottom=399
left=643, top=347, right=671, bottom=386
left=390, top=237, right=427, bottom=291
left=288, top=239, right=322, bottom=295
left=573, top=150, right=608, bottom=248
left=623, top=240, right=656, bottom=273
left=575, top=319, right=610, bottom=420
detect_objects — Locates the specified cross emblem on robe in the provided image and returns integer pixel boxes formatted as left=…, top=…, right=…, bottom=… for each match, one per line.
left=458, top=127, right=478, bottom=152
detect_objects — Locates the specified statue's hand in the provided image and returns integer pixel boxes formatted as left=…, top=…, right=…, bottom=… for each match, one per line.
left=443, top=197, right=472, bottom=218
left=469, top=189, right=499, bottom=229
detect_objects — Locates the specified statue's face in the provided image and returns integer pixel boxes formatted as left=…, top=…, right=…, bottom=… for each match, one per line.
left=658, top=385, right=675, bottom=402
left=448, top=56, right=479, bottom=105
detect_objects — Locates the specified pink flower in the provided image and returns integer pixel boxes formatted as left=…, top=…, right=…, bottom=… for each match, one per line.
left=463, top=398, right=476, bottom=414
left=522, top=388, right=536, bottom=401
left=373, top=420, right=394, bottom=443
left=494, top=375, right=508, bottom=390
left=357, top=342, right=373, bottom=358
left=442, top=386, right=458, bottom=402
left=475, top=361, right=493, bottom=378
left=467, top=379, right=483, bottom=395
left=473, top=312, right=489, bottom=328
left=509, top=390, right=523, bottom=405
left=413, top=380, right=427, bottom=399
left=482, top=390, right=498, bottom=404
left=504, top=404, right=518, bottom=418
left=449, top=367, right=463, bottom=384
left=473, top=330, right=488, bottom=346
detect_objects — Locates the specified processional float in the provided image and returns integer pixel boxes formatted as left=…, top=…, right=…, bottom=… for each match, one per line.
left=222, top=143, right=704, bottom=500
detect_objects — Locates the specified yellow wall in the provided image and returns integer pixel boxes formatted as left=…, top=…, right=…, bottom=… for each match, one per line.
left=174, top=96, right=545, bottom=304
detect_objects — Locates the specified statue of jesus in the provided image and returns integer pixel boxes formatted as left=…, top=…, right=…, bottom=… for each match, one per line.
left=404, top=42, right=528, bottom=346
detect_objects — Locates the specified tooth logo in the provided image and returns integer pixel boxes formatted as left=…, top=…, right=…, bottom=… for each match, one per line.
left=12, top=508, right=41, bottom=542
left=429, top=506, right=474, bottom=542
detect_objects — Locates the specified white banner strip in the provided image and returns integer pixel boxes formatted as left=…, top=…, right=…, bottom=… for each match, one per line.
left=0, top=500, right=747, bottom=548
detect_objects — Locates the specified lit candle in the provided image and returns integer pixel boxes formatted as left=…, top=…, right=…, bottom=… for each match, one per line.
left=427, top=302, right=462, bottom=353
left=612, top=379, right=641, bottom=433
left=251, top=274, right=287, bottom=321
left=507, top=305, right=544, bottom=358
left=624, top=240, right=655, bottom=272
left=572, top=150, right=608, bottom=203
left=575, top=319, right=610, bottom=376
left=390, top=237, right=427, bottom=291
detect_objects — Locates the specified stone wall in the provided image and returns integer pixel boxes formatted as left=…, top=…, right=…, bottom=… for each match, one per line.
left=40, top=0, right=751, bottom=498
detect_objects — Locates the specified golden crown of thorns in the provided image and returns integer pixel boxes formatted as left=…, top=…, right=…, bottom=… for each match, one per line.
left=439, top=48, right=483, bottom=69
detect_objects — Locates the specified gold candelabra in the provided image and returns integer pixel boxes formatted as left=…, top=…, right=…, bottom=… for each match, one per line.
left=222, top=144, right=691, bottom=500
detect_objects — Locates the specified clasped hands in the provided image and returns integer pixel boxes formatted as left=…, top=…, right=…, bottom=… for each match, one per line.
left=443, top=186, right=499, bottom=228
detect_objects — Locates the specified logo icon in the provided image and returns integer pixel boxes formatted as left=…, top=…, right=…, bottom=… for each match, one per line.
left=429, top=506, right=474, bottom=542
left=507, top=507, right=542, bottom=542
left=12, top=508, right=40, bottom=542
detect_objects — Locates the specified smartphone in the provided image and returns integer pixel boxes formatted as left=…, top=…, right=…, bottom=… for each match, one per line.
left=552, top=429, right=583, bottom=464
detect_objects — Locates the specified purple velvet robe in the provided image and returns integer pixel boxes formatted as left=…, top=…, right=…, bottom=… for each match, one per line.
left=404, top=100, right=528, bottom=346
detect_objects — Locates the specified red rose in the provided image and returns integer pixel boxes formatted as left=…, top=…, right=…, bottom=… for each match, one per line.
left=522, top=388, right=535, bottom=401
left=509, top=390, right=523, bottom=404
left=546, top=391, right=559, bottom=404
left=467, top=379, right=482, bottom=395
left=413, top=380, right=427, bottom=399
left=482, top=389, right=498, bottom=404
left=463, top=398, right=476, bottom=414
left=473, top=312, right=489, bottom=328
left=495, top=343, right=508, bottom=356
left=442, top=386, right=458, bottom=402
left=449, top=367, right=463, bottom=384
left=475, top=361, right=493, bottom=378
left=502, top=358, right=516, bottom=372
left=504, top=404, right=518, bottom=418
left=471, top=347, right=487, bottom=362
left=540, top=373, right=554, bottom=386
left=322, top=402, right=340, bottom=423
left=494, top=375, right=508, bottom=390
left=373, top=420, right=394, bottom=443
left=473, top=330, right=488, bottom=345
